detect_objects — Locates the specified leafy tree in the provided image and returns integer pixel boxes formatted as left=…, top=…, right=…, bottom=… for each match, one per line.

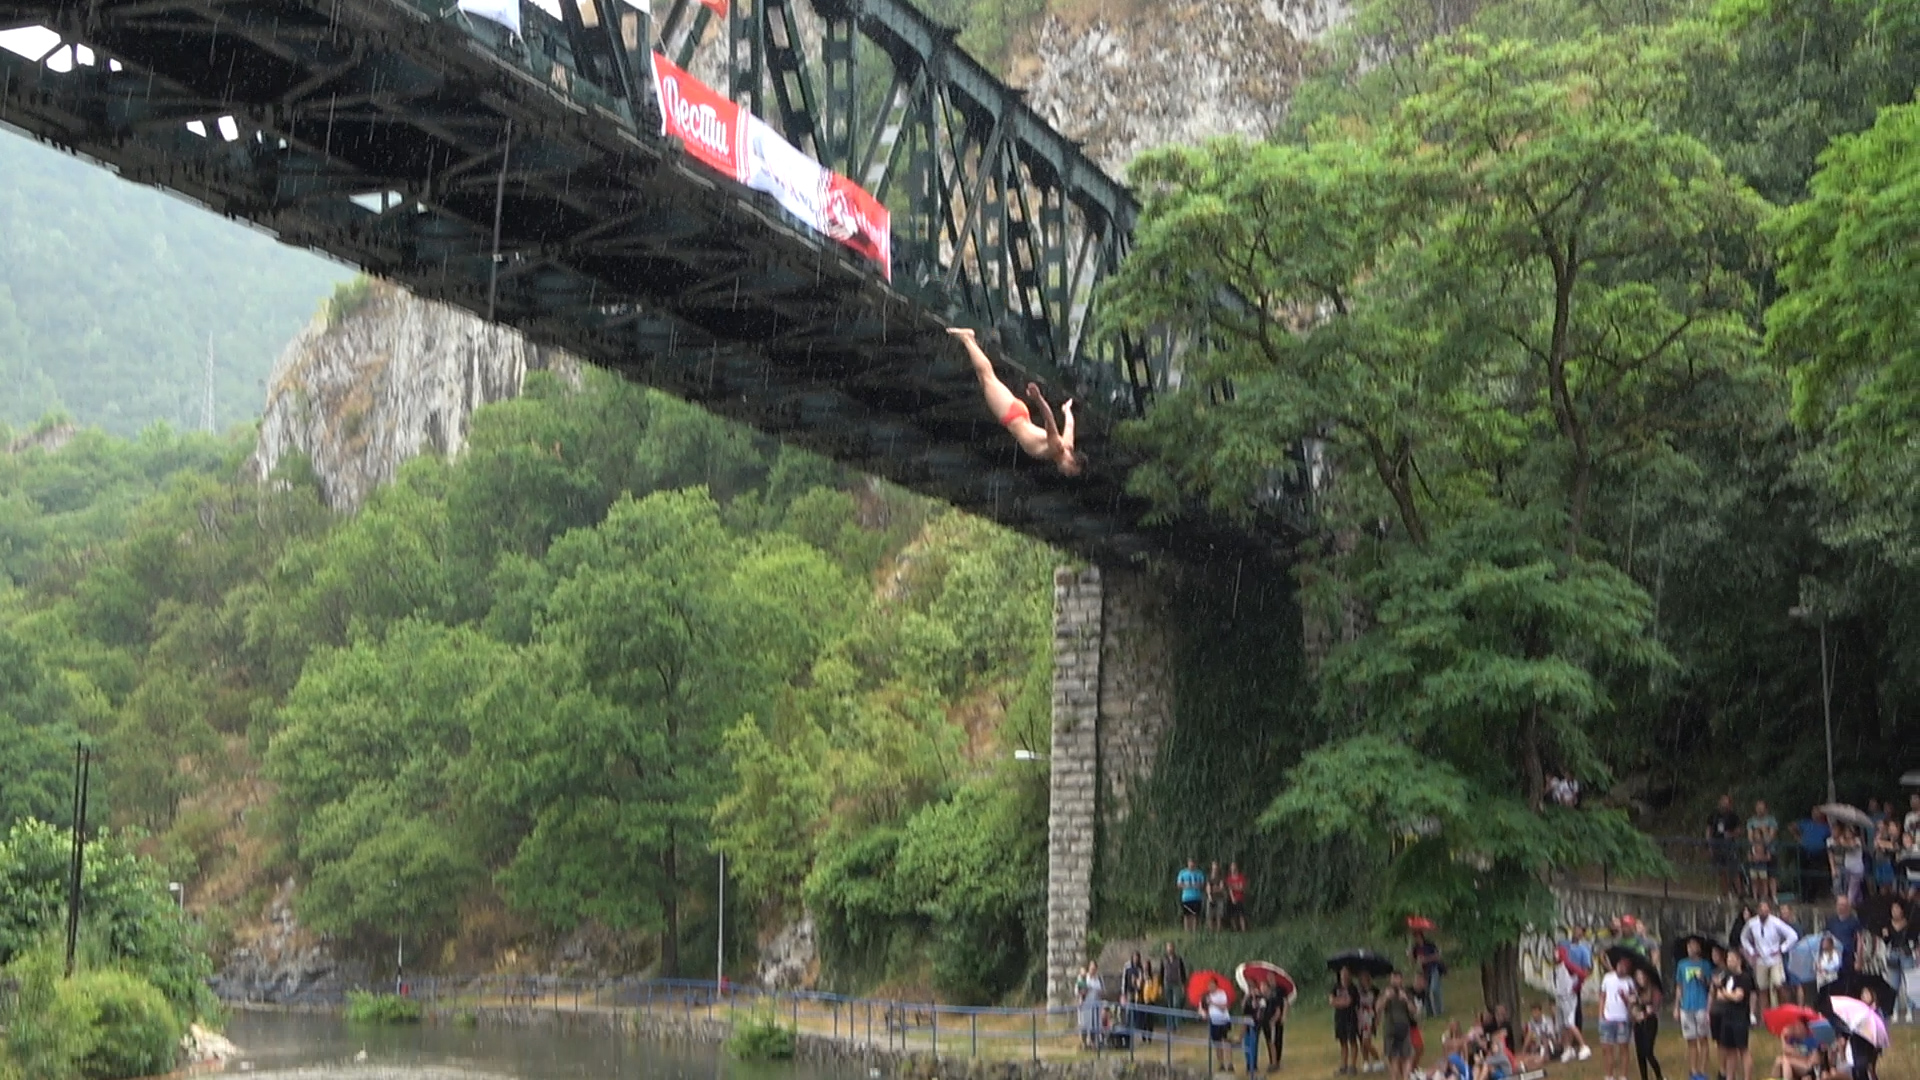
left=1107, top=27, right=1762, bottom=1012
left=1767, top=98, right=1920, bottom=564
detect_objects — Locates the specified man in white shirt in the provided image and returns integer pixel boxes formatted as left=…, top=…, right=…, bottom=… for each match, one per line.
left=1740, top=901, right=1799, bottom=1012
left=1598, top=954, right=1637, bottom=1080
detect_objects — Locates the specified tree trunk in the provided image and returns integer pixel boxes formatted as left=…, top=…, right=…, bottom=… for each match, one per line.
left=660, top=835, right=680, bottom=977
left=1481, top=944, right=1521, bottom=1022
left=1521, top=703, right=1545, bottom=812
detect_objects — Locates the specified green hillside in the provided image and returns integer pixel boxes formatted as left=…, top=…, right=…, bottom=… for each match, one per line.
left=0, top=131, right=350, bottom=435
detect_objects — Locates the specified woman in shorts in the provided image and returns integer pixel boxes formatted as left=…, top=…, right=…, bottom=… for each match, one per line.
left=1714, top=951, right=1756, bottom=1080
left=1332, top=967, right=1360, bottom=1074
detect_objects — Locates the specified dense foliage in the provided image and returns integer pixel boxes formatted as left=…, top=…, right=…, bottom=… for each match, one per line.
left=0, top=133, right=348, bottom=435
left=0, top=368, right=1057, bottom=1000
left=1105, top=0, right=1920, bottom=1013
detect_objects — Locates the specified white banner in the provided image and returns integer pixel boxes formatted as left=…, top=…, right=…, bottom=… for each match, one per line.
left=742, top=116, right=891, bottom=277
left=458, top=0, right=521, bottom=35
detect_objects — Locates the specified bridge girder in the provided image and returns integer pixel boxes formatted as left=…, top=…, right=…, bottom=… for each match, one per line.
left=0, top=0, right=1302, bottom=562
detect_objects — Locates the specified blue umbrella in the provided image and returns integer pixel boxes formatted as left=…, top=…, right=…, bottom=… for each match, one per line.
left=1786, top=933, right=1824, bottom=985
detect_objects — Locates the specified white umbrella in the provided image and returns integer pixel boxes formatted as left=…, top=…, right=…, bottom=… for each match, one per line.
left=1817, top=803, right=1874, bottom=830
left=1828, top=996, right=1889, bottom=1050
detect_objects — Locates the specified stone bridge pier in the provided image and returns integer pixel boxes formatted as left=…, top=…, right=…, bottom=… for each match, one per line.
left=1045, top=564, right=1176, bottom=1007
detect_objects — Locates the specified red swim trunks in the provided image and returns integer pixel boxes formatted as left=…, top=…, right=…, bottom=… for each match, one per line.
left=1001, top=400, right=1030, bottom=427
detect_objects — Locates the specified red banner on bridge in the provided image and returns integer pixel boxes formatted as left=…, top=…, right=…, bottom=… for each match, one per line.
left=651, top=53, right=891, bottom=279
left=698, top=0, right=729, bottom=14
left=651, top=53, right=746, bottom=181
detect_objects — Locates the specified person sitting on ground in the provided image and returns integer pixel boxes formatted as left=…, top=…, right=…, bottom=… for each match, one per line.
left=1520, top=1003, right=1560, bottom=1066
left=948, top=327, right=1080, bottom=475
left=1770, top=1021, right=1826, bottom=1080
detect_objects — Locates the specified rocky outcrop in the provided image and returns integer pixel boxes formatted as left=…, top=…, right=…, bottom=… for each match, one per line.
left=248, top=279, right=578, bottom=511
left=1021, top=0, right=1345, bottom=176
left=212, top=877, right=367, bottom=1004
left=756, top=914, right=818, bottom=990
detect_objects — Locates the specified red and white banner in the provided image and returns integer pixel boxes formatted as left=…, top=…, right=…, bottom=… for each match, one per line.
left=698, top=0, right=728, bottom=14
left=651, top=53, right=891, bottom=279
left=742, top=115, right=891, bottom=278
left=652, top=52, right=746, bottom=182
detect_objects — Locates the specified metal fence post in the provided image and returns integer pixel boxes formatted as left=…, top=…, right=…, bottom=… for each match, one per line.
left=970, top=1012, right=976, bottom=1058
left=931, top=1000, right=938, bottom=1060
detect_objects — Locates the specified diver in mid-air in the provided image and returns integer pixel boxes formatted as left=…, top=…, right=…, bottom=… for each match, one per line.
left=948, top=327, right=1080, bottom=476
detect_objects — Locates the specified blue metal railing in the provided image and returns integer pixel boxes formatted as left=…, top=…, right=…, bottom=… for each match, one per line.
left=226, top=973, right=1277, bottom=1069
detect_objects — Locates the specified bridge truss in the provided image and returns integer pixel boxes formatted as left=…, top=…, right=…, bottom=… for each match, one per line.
left=0, top=0, right=1288, bottom=561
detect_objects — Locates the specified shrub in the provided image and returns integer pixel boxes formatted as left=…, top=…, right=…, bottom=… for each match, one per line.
left=71, top=970, right=181, bottom=1080
left=2, top=946, right=98, bottom=1080
left=344, top=990, right=423, bottom=1024
left=725, top=1014, right=796, bottom=1061
left=322, top=276, right=376, bottom=326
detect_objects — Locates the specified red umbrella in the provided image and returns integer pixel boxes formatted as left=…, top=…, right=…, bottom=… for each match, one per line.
left=1406, top=915, right=1436, bottom=932
left=1235, top=961, right=1297, bottom=1003
left=1763, top=1004, right=1820, bottom=1037
left=1188, top=969, right=1235, bottom=1010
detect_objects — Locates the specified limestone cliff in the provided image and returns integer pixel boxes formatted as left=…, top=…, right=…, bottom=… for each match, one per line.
left=1019, top=0, right=1347, bottom=176
left=248, top=280, right=578, bottom=511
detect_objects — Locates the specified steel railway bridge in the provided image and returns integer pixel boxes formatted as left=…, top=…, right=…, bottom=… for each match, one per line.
left=0, top=0, right=1299, bottom=560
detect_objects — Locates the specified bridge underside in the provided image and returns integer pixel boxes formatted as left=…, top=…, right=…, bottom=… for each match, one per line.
left=0, top=0, right=1291, bottom=564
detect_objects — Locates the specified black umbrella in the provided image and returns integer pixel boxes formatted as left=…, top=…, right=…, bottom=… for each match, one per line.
left=1603, top=946, right=1663, bottom=993
left=1326, top=949, right=1396, bottom=979
left=1669, top=932, right=1724, bottom=961
left=1829, top=971, right=1898, bottom=1015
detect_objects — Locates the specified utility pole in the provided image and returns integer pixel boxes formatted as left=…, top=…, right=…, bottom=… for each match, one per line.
left=716, top=852, right=725, bottom=991
left=202, top=333, right=216, bottom=433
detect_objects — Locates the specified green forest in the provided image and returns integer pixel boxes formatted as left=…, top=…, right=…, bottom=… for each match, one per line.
left=0, top=132, right=349, bottom=436
left=2, top=0, right=1920, bottom=1071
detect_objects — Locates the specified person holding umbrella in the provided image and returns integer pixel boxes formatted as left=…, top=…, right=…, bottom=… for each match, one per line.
left=1633, top=965, right=1667, bottom=1080
left=1409, top=917, right=1444, bottom=1017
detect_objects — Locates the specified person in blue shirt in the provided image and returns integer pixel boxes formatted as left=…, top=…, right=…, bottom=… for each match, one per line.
left=1176, top=858, right=1205, bottom=932
left=1673, top=938, right=1714, bottom=1080
left=1792, top=810, right=1831, bottom=900
left=1825, top=894, right=1863, bottom=970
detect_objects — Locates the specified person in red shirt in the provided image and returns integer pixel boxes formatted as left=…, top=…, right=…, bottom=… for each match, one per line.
left=1225, top=862, right=1249, bottom=931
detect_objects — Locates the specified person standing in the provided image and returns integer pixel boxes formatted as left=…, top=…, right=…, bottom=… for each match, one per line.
left=1739, top=902, right=1798, bottom=1012
left=1791, top=810, right=1832, bottom=901
left=1356, top=971, right=1381, bottom=1073
left=1122, top=950, right=1146, bottom=1042
left=1206, top=861, right=1226, bottom=933
left=1631, top=968, right=1666, bottom=1080
left=1825, top=894, right=1864, bottom=972
left=1332, top=967, right=1360, bottom=1075
left=1711, top=952, right=1754, bottom=1080
left=1225, top=862, right=1249, bottom=932
left=1206, top=983, right=1234, bottom=1072
left=1241, top=985, right=1269, bottom=1076
left=1828, top=824, right=1866, bottom=904
left=1879, top=900, right=1915, bottom=1024
left=1600, top=953, right=1638, bottom=1080
left=1177, top=859, right=1205, bottom=932
left=1378, top=972, right=1419, bottom=1080
left=1555, top=929, right=1595, bottom=1062
left=1162, top=941, right=1189, bottom=1033
left=1674, top=938, right=1713, bottom=1080
left=1264, top=976, right=1288, bottom=1072
left=1410, top=928, right=1444, bottom=1017
left=1076, top=960, right=1104, bottom=1050
left=1709, top=794, right=1744, bottom=897
left=1747, top=801, right=1780, bottom=904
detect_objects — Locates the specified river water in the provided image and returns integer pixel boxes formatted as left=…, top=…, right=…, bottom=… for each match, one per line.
left=214, top=1011, right=859, bottom=1080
